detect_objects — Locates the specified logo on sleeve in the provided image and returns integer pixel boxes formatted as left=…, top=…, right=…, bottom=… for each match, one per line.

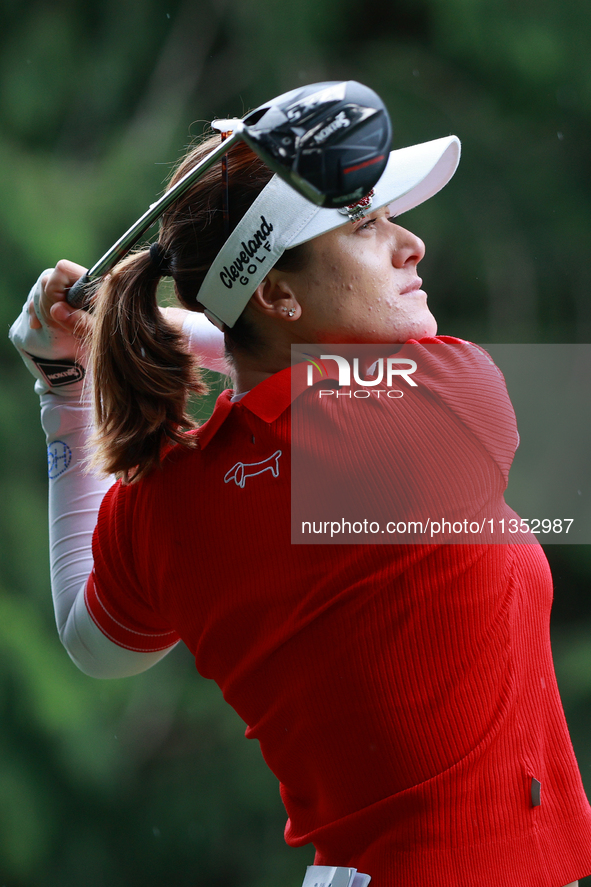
left=48, top=440, right=72, bottom=479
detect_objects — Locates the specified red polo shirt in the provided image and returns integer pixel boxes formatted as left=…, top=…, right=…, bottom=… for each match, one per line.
left=86, top=338, right=591, bottom=886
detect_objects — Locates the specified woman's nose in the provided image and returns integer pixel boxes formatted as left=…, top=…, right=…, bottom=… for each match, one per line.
left=391, top=225, right=425, bottom=267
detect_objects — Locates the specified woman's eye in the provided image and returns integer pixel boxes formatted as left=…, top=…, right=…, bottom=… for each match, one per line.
left=358, top=217, right=377, bottom=230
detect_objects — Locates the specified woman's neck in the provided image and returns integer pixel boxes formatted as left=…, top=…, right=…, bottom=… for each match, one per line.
left=230, top=344, right=292, bottom=396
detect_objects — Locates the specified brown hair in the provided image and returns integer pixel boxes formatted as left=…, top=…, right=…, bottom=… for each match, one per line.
left=88, top=134, right=306, bottom=483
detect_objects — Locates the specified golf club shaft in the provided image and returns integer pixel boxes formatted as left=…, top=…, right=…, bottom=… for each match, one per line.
left=67, top=127, right=244, bottom=308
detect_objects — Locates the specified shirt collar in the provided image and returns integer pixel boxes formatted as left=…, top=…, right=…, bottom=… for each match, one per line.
left=198, top=362, right=331, bottom=448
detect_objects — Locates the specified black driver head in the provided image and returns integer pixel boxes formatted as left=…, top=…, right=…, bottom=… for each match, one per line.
left=240, top=80, right=392, bottom=208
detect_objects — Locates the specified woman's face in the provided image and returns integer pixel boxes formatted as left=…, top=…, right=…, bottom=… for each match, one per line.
left=288, top=207, right=436, bottom=344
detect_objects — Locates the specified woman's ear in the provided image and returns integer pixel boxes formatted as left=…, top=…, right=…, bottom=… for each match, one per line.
left=249, top=272, right=302, bottom=321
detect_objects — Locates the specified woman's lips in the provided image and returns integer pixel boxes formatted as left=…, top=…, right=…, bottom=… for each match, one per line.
left=400, top=277, right=424, bottom=295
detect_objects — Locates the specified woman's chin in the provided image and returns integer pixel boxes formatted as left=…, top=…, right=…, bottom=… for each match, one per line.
left=398, top=316, right=438, bottom=342
left=415, top=312, right=437, bottom=339
left=424, top=318, right=438, bottom=338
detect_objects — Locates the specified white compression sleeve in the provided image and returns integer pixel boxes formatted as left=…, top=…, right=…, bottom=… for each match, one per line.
left=181, top=310, right=230, bottom=374
left=41, top=394, right=178, bottom=678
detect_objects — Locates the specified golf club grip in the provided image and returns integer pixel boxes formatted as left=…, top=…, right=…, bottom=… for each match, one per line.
left=66, top=272, right=92, bottom=310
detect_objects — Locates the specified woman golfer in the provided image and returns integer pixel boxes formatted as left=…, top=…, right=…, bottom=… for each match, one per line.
left=10, top=122, right=591, bottom=887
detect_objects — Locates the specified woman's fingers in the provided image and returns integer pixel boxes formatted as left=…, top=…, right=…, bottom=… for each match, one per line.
left=27, top=259, right=93, bottom=349
left=44, top=259, right=88, bottom=297
left=34, top=259, right=88, bottom=331
left=49, top=299, right=93, bottom=339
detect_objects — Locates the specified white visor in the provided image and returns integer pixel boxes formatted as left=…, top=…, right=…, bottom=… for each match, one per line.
left=199, top=134, right=461, bottom=329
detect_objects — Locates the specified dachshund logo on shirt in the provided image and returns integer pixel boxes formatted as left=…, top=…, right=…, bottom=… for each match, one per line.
left=224, top=450, right=282, bottom=488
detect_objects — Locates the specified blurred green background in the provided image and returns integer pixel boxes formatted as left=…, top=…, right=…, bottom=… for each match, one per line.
left=1, top=0, right=591, bottom=884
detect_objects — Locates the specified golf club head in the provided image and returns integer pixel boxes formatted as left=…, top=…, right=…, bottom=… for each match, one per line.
left=66, top=80, right=392, bottom=308
left=240, top=81, right=392, bottom=208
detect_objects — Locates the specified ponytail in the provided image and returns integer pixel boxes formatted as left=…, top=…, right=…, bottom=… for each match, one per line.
left=88, top=248, right=206, bottom=483
left=86, top=133, right=306, bottom=483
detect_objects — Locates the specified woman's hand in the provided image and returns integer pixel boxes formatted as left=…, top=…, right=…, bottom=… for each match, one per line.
left=29, top=259, right=93, bottom=345
left=10, top=263, right=94, bottom=394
